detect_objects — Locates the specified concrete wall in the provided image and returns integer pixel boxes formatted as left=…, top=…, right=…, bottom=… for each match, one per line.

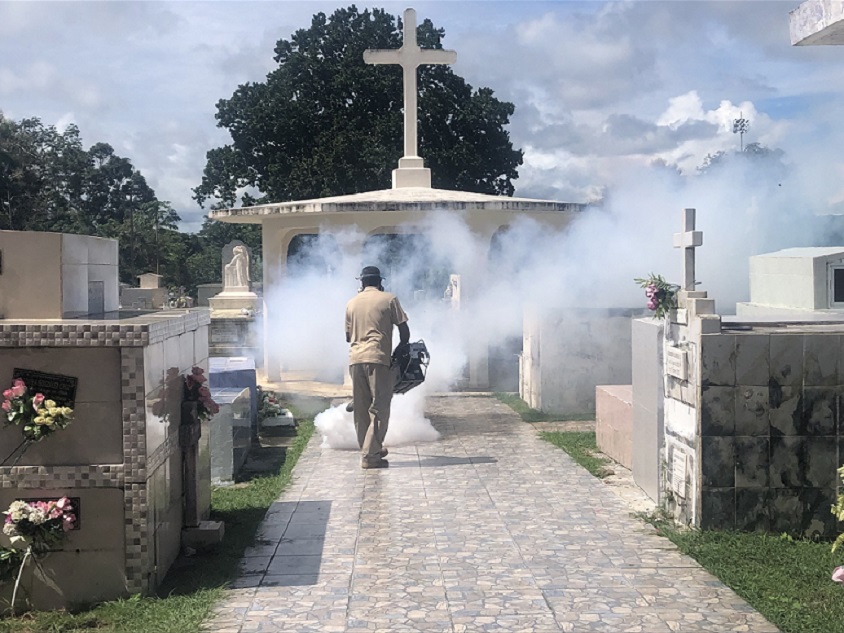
left=632, top=318, right=664, bottom=502
left=0, top=348, right=122, bottom=464
left=596, top=385, right=633, bottom=469
left=0, top=231, right=63, bottom=318
left=522, top=308, right=638, bottom=415
left=61, top=233, right=119, bottom=317
left=0, top=231, right=118, bottom=319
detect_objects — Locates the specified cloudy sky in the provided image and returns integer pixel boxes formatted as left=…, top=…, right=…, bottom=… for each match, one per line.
left=2, top=0, right=843, bottom=232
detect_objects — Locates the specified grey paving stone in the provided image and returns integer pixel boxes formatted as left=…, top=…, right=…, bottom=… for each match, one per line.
left=204, top=395, right=780, bottom=633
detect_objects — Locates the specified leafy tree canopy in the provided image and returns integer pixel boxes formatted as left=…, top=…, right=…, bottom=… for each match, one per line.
left=698, top=142, right=787, bottom=182
left=194, top=5, right=523, bottom=208
left=0, top=113, right=190, bottom=285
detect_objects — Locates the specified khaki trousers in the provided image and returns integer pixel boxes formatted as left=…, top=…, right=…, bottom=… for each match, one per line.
left=350, top=363, right=393, bottom=463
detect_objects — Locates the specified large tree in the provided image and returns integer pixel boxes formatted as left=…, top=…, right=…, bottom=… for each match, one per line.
left=194, top=6, right=523, bottom=208
left=0, top=113, right=193, bottom=285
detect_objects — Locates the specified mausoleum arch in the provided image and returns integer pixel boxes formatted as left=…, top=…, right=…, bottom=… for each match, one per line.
left=286, top=231, right=341, bottom=275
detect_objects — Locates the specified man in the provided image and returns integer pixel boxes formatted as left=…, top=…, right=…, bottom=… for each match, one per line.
left=345, top=265, right=410, bottom=469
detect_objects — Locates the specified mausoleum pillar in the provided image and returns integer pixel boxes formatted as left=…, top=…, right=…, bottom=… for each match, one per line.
left=261, top=219, right=287, bottom=381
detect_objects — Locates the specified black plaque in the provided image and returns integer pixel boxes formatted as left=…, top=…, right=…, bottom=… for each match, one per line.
left=11, top=369, right=78, bottom=408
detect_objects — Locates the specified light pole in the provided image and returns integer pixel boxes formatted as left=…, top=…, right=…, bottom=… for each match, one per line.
left=732, top=113, right=750, bottom=152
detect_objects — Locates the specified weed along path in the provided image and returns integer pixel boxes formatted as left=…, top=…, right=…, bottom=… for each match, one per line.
left=206, top=395, right=779, bottom=633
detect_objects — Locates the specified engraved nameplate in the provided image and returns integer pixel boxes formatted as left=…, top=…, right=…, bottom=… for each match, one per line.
left=672, top=452, right=687, bottom=498
left=665, top=347, right=688, bottom=381
left=210, top=322, right=241, bottom=344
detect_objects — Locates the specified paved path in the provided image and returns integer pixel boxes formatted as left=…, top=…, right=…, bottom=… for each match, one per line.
left=206, top=395, right=779, bottom=633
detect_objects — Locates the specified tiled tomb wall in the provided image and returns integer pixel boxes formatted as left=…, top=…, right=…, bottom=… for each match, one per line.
left=0, top=311, right=210, bottom=609
left=661, top=318, right=842, bottom=537
left=696, top=327, right=840, bottom=537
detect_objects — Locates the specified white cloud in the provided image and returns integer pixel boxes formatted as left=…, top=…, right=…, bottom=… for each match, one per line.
left=1, top=0, right=844, bottom=227
left=658, top=91, right=707, bottom=129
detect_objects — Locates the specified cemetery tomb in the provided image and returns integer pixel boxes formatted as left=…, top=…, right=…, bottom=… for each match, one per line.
left=208, top=387, right=251, bottom=484
left=0, top=231, right=118, bottom=319
left=0, top=231, right=214, bottom=611
left=635, top=212, right=844, bottom=536
left=737, top=247, right=844, bottom=315
left=120, top=272, right=169, bottom=310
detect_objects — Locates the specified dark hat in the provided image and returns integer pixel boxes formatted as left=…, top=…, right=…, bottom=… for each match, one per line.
left=357, top=265, right=384, bottom=280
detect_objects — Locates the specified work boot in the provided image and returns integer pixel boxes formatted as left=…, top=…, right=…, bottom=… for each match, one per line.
left=361, top=458, right=389, bottom=469
left=345, top=400, right=354, bottom=412
left=379, top=448, right=388, bottom=457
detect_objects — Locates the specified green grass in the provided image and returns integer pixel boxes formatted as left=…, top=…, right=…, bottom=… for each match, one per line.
left=494, top=392, right=593, bottom=422
left=539, top=431, right=613, bottom=478
left=645, top=520, right=844, bottom=633
left=0, top=400, right=318, bottom=633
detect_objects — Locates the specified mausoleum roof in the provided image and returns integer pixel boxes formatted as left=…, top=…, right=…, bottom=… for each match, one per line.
left=791, top=0, right=844, bottom=45
left=754, top=246, right=844, bottom=258
left=209, top=187, right=585, bottom=224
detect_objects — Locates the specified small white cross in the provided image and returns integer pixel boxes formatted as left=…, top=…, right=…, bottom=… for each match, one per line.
left=364, top=8, right=456, bottom=160
left=673, top=208, right=703, bottom=291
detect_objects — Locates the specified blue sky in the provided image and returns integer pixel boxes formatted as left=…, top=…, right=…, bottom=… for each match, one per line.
left=2, top=1, right=844, bottom=231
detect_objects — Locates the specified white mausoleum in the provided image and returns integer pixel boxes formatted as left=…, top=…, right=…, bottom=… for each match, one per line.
left=210, top=8, right=584, bottom=386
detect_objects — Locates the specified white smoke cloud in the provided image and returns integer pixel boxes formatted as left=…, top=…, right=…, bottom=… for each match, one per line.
left=314, top=386, right=439, bottom=450
left=264, top=141, right=820, bottom=412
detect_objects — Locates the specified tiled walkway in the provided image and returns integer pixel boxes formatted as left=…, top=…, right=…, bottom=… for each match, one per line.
left=206, top=395, right=779, bottom=633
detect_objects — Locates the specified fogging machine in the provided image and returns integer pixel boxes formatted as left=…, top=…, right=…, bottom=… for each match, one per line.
left=392, top=340, right=430, bottom=394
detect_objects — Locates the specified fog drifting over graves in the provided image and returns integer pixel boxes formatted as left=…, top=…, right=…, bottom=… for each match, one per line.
left=268, top=147, right=819, bottom=415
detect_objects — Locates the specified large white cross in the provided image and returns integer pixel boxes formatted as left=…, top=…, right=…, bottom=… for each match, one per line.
left=364, top=8, right=456, bottom=160
left=673, top=208, right=703, bottom=292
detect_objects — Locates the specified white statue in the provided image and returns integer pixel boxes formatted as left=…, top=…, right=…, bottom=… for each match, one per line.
left=224, top=245, right=250, bottom=290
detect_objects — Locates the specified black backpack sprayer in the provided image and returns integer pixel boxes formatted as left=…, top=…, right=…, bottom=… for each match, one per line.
left=391, top=340, right=430, bottom=394
left=345, top=340, right=430, bottom=412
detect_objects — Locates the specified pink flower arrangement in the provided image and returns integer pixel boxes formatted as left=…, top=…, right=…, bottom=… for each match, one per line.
left=184, top=366, right=220, bottom=422
left=634, top=274, right=678, bottom=319
left=833, top=566, right=844, bottom=585
left=2, top=379, right=73, bottom=443
left=3, top=497, right=77, bottom=552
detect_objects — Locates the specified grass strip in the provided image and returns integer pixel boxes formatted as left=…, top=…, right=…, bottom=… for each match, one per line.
left=494, top=392, right=594, bottom=422
left=539, top=431, right=613, bottom=478
left=0, top=402, right=317, bottom=633
left=645, top=520, right=844, bottom=633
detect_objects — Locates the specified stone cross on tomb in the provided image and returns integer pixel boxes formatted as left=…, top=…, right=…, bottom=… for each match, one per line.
left=364, top=7, right=456, bottom=187
left=673, top=208, right=703, bottom=291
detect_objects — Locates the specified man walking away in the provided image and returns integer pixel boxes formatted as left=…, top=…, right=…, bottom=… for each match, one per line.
left=345, top=266, right=410, bottom=469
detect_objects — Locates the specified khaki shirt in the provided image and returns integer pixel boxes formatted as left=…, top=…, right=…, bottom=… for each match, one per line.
left=345, top=287, right=408, bottom=366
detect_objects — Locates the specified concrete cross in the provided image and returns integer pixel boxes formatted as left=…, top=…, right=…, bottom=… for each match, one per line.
left=364, top=8, right=457, bottom=160
left=673, top=208, right=703, bottom=291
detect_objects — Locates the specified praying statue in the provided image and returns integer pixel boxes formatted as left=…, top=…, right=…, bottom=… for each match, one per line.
left=224, top=245, right=250, bottom=290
